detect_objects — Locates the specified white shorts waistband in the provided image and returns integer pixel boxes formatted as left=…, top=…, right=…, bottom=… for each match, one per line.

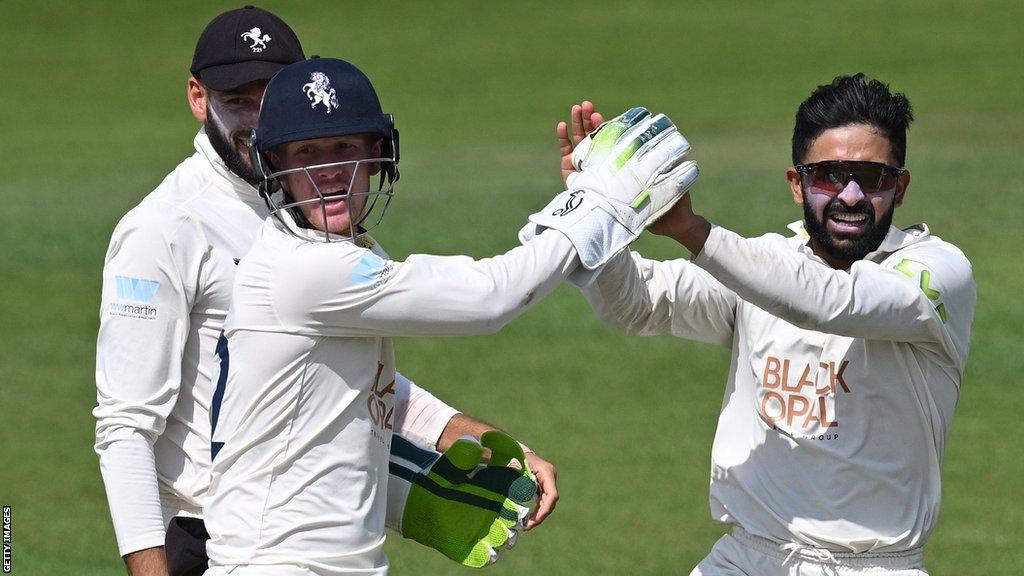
left=731, top=527, right=924, bottom=569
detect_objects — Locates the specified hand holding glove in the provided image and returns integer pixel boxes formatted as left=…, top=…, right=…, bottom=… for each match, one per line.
left=387, top=431, right=537, bottom=567
left=521, top=107, right=699, bottom=276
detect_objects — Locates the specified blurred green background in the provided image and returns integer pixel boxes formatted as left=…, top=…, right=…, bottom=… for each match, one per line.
left=1, top=1, right=1021, bottom=574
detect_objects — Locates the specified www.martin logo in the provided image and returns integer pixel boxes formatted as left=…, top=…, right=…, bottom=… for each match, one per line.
left=115, top=276, right=159, bottom=302
left=109, top=276, right=160, bottom=320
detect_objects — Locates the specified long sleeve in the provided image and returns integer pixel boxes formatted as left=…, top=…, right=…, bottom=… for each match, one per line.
left=94, top=205, right=204, bottom=555
left=694, top=225, right=976, bottom=369
left=266, top=229, right=579, bottom=338
left=580, top=248, right=738, bottom=347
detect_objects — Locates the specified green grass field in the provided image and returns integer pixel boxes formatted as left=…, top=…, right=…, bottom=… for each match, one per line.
left=1, top=1, right=1022, bottom=574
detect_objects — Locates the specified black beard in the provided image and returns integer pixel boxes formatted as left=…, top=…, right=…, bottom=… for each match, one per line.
left=204, top=113, right=259, bottom=187
left=803, top=195, right=893, bottom=266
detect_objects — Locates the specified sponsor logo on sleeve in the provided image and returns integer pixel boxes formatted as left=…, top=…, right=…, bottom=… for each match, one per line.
left=115, top=276, right=159, bottom=302
left=348, top=252, right=394, bottom=289
left=894, top=258, right=948, bottom=323
left=108, top=276, right=159, bottom=320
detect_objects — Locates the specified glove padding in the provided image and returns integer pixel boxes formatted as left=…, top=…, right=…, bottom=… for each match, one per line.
left=520, top=107, right=698, bottom=276
left=387, top=431, right=537, bottom=568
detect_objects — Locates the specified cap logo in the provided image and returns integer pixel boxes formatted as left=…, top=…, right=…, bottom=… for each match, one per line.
left=303, top=72, right=339, bottom=114
left=240, top=27, right=271, bottom=53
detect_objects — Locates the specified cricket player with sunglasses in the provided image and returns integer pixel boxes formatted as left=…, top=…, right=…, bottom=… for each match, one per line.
left=560, top=75, right=976, bottom=575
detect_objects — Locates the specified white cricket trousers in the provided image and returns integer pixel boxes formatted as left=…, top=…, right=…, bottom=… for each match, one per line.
left=204, top=565, right=385, bottom=575
left=689, top=527, right=928, bottom=576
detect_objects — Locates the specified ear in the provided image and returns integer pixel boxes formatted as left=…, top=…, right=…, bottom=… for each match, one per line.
left=187, top=77, right=208, bottom=122
left=263, top=149, right=283, bottom=193
left=265, top=148, right=280, bottom=168
left=367, top=139, right=383, bottom=176
left=894, top=169, right=910, bottom=207
left=786, top=167, right=803, bottom=205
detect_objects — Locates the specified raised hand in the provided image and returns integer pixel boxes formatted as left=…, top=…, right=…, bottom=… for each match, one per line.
left=557, top=101, right=605, bottom=185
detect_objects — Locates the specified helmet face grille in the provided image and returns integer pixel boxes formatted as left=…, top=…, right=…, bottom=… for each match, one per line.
left=262, top=156, right=398, bottom=242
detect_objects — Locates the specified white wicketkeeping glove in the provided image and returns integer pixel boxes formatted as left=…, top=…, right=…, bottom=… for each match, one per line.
left=520, top=107, right=698, bottom=282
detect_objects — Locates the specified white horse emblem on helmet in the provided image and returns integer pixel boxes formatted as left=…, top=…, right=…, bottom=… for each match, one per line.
left=303, top=72, right=339, bottom=114
left=240, top=27, right=271, bottom=52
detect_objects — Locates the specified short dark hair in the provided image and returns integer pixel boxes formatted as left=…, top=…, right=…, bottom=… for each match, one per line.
left=792, top=73, right=914, bottom=166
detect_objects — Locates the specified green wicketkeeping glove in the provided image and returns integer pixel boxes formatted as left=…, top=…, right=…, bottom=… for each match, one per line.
left=386, top=431, right=537, bottom=567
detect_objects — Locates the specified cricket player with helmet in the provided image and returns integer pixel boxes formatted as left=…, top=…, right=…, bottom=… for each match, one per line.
left=203, top=56, right=698, bottom=575
left=561, top=75, right=975, bottom=574
left=94, top=7, right=560, bottom=576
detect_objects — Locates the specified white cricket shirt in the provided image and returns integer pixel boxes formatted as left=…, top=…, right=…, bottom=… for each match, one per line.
left=94, top=130, right=457, bottom=556
left=583, top=222, right=975, bottom=553
left=205, top=213, right=577, bottom=574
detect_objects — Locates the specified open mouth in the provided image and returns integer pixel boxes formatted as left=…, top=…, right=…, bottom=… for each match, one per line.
left=320, top=191, right=350, bottom=215
left=827, top=211, right=871, bottom=236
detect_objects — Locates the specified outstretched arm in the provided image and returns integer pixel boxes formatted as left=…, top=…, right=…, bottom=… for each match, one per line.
left=268, top=105, right=695, bottom=339
left=651, top=182, right=974, bottom=363
left=272, top=229, right=579, bottom=338
left=554, top=102, right=736, bottom=344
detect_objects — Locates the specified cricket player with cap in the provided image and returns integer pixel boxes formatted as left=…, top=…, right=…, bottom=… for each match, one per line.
left=94, top=7, right=559, bottom=576
left=203, top=56, right=698, bottom=575
left=563, top=75, right=976, bottom=574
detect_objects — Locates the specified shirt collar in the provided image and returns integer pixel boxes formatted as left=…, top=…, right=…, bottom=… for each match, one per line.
left=786, top=220, right=809, bottom=238
left=864, top=222, right=931, bottom=261
left=193, top=128, right=262, bottom=202
left=786, top=219, right=931, bottom=263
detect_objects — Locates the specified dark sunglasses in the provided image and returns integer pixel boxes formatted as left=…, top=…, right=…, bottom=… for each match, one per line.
left=795, top=160, right=907, bottom=196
